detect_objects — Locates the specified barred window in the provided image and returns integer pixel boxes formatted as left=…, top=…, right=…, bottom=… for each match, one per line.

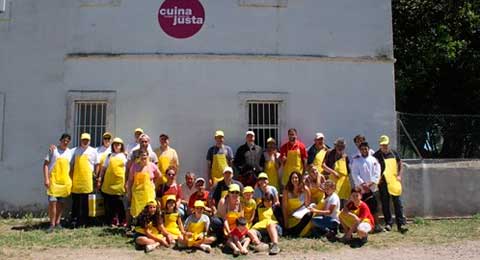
left=248, top=101, right=281, bottom=149
left=67, top=91, right=116, bottom=148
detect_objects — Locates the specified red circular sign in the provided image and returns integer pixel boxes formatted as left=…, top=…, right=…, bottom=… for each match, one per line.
left=158, top=0, right=205, bottom=39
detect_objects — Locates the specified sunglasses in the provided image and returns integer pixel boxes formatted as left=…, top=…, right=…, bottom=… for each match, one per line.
left=167, top=173, right=176, bottom=177
left=230, top=191, right=240, bottom=195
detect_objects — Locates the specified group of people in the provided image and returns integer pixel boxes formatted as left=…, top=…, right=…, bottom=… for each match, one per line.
left=43, top=127, right=408, bottom=255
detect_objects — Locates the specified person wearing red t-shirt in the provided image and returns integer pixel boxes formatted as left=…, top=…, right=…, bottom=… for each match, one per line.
left=188, top=178, right=213, bottom=215
left=157, top=167, right=184, bottom=217
left=280, top=128, right=307, bottom=186
left=339, top=187, right=375, bottom=244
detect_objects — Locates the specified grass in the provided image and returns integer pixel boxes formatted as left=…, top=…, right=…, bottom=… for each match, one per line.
left=0, top=217, right=479, bottom=253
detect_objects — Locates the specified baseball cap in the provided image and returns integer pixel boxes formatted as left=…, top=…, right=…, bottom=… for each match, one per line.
left=379, top=135, right=390, bottom=145
left=243, top=186, right=254, bottom=193
left=112, top=137, right=123, bottom=144
left=102, top=132, right=112, bottom=138
left=195, top=177, right=206, bottom=185
left=194, top=200, right=206, bottom=209
left=315, top=133, right=325, bottom=139
left=245, top=130, right=255, bottom=137
left=215, top=130, right=225, bottom=137
left=229, top=184, right=241, bottom=193
left=134, top=128, right=144, bottom=134
left=80, top=133, right=91, bottom=140
left=258, top=172, right=268, bottom=180
left=266, top=137, right=276, bottom=144
left=223, top=166, right=233, bottom=174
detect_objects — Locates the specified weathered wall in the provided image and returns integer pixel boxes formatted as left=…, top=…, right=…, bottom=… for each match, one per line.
left=0, top=0, right=395, bottom=211
left=403, top=160, right=480, bottom=217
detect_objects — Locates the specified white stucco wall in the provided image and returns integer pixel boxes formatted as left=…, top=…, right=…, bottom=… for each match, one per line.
left=0, top=0, right=395, bottom=211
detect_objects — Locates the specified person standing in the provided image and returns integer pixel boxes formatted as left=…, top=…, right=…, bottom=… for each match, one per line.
left=128, top=134, right=158, bottom=166
left=43, top=133, right=73, bottom=232
left=234, top=131, right=264, bottom=187
left=262, top=137, right=281, bottom=191
left=322, top=138, right=351, bottom=202
left=154, top=133, right=179, bottom=185
left=280, top=128, right=307, bottom=186
left=70, top=133, right=99, bottom=227
left=206, top=130, right=234, bottom=186
left=350, top=134, right=375, bottom=164
left=373, top=135, right=408, bottom=233
left=351, top=142, right=382, bottom=232
left=307, top=132, right=329, bottom=174
left=96, top=132, right=112, bottom=170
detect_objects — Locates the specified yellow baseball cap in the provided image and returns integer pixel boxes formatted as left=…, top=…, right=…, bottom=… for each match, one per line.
left=146, top=200, right=157, bottom=206
left=134, top=128, right=144, bottom=134
left=379, top=135, right=390, bottom=145
left=112, top=137, right=123, bottom=144
left=243, top=186, right=254, bottom=194
left=215, top=130, right=225, bottom=137
left=229, top=184, right=241, bottom=193
left=258, top=172, right=268, bottom=180
left=80, top=133, right=91, bottom=140
left=194, top=200, right=206, bottom=209
left=102, top=132, right=112, bottom=138
left=266, top=137, right=276, bottom=144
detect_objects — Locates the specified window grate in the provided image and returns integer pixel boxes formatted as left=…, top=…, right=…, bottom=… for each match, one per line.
left=73, top=101, right=107, bottom=147
left=248, top=101, right=280, bottom=149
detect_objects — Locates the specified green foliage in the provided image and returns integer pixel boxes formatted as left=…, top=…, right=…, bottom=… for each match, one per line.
left=413, top=217, right=426, bottom=225
left=393, top=0, right=480, bottom=158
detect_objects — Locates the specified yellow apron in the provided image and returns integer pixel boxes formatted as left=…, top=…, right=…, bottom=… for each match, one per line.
left=101, top=156, right=126, bottom=195
left=251, top=207, right=277, bottom=230
left=384, top=158, right=402, bottom=196
left=339, top=208, right=371, bottom=229
left=265, top=159, right=280, bottom=190
left=72, top=154, right=93, bottom=194
left=243, top=199, right=256, bottom=228
left=332, top=157, right=351, bottom=200
left=130, top=171, right=156, bottom=217
left=286, top=195, right=311, bottom=236
left=224, top=210, right=242, bottom=235
left=164, top=212, right=182, bottom=239
left=48, top=157, right=72, bottom=197
left=312, top=149, right=327, bottom=173
left=282, top=150, right=303, bottom=185
left=157, top=155, right=171, bottom=185
left=135, top=222, right=164, bottom=240
left=186, top=219, right=206, bottom=247
left=310, top=186, right=325, bottom=204
left=211, top=153, right=228, bottom=184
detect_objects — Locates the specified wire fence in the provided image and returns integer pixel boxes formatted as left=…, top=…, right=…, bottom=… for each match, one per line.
left=397, top=112, right=480, bottom=159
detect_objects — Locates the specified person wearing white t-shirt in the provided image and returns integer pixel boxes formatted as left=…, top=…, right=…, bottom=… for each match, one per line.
left=96, top=132, right=112, bottom=169
left=70, top=133, right=100, bottom=227
left=351, top=141, right=382, bottom=232
left=43, top=133, right=74, bottom=232
left=309, top=180, right=340, bottom=240
left=126, top=128, right=154, bottom=156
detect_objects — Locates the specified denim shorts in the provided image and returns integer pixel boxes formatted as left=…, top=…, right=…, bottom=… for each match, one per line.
left=48, top=196, right=67, bottom=203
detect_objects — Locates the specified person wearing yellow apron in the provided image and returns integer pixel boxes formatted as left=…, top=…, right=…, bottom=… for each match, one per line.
left=160, top=195, right=185, bottom=246
left=134, top=200, right=169, bottom=253
left=96, top=137, right=127, bottom=226
left=127, top=150, right=161, bottom=218
left=252, top=172, right=284, bottom=228
left=280, top=128, right=307, bottom=186
left=43, top=133, right=73, bottom=232
left=307, top=132, right=329, bottom=175
left=210, top=166, right=244, bottom=211
left=305, top=166, right=326, bottom=204
left=262, top=137, right=281, bottom=191
left=373, top=135, right=408, bottom=233
left=154, top=133, right=179, bottom=185
left=309, top=180, right=340, bottom=239
left=180, top=200, right=216, bottom=252
left=339, top=187, right=375, bottom=244
left=96, top=132, right=112, bottom=170
left=322, top=138, right=352, bottom=202
left=241, top=186, right=256, bottom=228
left=70, top=133, right=100, bottom=228
left=250, top=192, right=281, bottom=255
left=282, top=172, right=313, bottom=237
left=206, top=130, right=233, bottom=187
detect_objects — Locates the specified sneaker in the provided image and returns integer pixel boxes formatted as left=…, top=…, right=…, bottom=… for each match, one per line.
left=46, top=226, right=55, bottom=233
left=233, top=249, right=240, bottom=256
left=253, top=243, right=269, bottom=252
left=199, top=244, right=211, bottom=253
left=269, top=243, right=280, bottom=255
left=374, top=225, right=385, bottom=233
left=144, top=244, right=156, bottom=253
left=384, top=224, right=392, bottom=231
left=398, top=225, right=409, bottom=233
left=55, top=224, right=64, bottom=230
left=326, top=230, right=337, bottom=242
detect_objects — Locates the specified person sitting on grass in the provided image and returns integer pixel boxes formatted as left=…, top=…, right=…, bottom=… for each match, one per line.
left=339, top=187, right=375, bottom=244
left=309, top=180, right=340, bottom=240
left=226, top=217, right=251, bottom=256
left=242, top=186, right=256, bottom=228
left=159, top=195, right=185, bottom=247
left=133, top=200, right=169, bottom=253
left=250, top=192, right=281, bottom=255
left=180, top=200, right=216, bottom=253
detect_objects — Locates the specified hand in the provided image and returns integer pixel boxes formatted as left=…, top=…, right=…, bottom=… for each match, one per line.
left=208, top=178, right=213, bottom=188
left=49, top=144, right=56, bottom=153
left=185, top=232, right=193, bottom=238
left=397, top=175, right=402, bottom=182
left=332, top=171, right=340, bottom=178
left=44, top=180, right=50, bottom=189
left=96, top=180, right=101, bottom=190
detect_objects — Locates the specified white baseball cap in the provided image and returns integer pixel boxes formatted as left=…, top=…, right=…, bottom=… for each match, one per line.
left=315, top=133, right=325, bottom=139
left=245, top=131, right=255, bottom=137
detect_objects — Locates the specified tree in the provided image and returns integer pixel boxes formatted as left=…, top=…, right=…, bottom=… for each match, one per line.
left=393, top=0, right=480, bottom=158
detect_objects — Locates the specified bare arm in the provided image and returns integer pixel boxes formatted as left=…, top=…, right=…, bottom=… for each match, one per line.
left=43, top=160, right=50, bottom=189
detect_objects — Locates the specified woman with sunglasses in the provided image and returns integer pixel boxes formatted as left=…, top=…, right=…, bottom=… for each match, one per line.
left=127, top=150, right=162, bottom=218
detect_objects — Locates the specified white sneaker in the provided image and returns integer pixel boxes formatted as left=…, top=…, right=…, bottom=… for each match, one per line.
left=144, top=242, right=159, bottom=253
left=199, top=244, right=211, bottom=253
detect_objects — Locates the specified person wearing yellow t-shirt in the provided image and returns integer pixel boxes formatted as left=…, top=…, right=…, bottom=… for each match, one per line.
left=43, top=133, right=73, bottom=232
left=154, top=133, right=179, bottom=185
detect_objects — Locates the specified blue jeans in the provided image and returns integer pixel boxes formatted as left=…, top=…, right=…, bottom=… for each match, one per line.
left=311, top=216, right=338, bottom=236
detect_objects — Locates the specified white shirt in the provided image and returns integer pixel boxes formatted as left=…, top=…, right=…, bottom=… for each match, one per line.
left=351, top=155, right=381, bottom=192
left=45, top=147, right=73, bottom=173
left=71, top=146, right=100, bottom=172
left=180, top=183, right=196, bottom=201
left=324, top=193, right=340, bottom=223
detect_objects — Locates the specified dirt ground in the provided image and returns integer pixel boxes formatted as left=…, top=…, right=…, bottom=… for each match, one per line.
left=2, top=240, right=480, bottom=260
